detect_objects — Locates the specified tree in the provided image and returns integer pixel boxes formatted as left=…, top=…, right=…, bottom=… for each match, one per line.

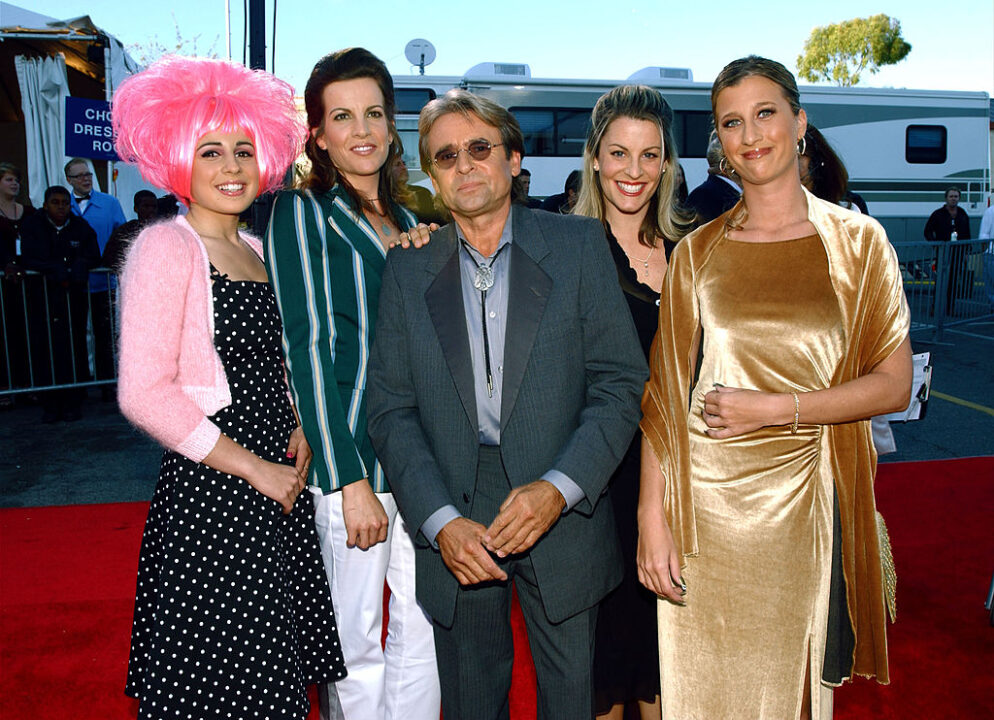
left=126, top=13, right=220, bottom=66
left=797, top=14, right=911, bottom=86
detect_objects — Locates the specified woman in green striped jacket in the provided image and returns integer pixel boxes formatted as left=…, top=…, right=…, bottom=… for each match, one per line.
left=264, top=47, right=440, bottom=720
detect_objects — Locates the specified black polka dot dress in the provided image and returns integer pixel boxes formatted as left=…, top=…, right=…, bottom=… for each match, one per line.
left=125, top=268, right=346, bottom=719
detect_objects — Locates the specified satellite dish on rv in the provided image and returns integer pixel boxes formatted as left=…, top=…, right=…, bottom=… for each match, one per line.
left=405, top=39, right=436, bottom=76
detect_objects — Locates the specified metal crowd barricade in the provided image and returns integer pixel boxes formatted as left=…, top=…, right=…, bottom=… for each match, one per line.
left=0, top=268, right=119, bottom=397
left=3, top=246, right=992, bottom=397
left=893, top=239, right=994, bottom=342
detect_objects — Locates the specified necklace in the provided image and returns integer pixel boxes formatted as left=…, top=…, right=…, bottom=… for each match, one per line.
left=462, top=241, right=507, bottom=398
left=365, top=204, right=393, bottom=237
left=628, top=244, right=654, bottom=270
left=0, top=202, right=17, bottom=220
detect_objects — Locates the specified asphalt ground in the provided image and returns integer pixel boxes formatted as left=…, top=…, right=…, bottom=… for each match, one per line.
left=1, top=320, right=992, bottom=508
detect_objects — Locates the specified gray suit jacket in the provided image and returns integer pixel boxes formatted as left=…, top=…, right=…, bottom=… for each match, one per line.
left=367, top=205, right=647, bottom=627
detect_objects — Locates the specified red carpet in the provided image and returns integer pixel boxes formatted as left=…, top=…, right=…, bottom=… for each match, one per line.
left=1, top=458, right=991, bottom=719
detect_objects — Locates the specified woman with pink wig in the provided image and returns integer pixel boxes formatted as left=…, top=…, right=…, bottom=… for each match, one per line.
left=113, top=55, right=346, bottom=718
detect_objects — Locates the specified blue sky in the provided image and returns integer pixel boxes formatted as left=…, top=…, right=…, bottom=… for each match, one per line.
left=12, top=0, right=994, bottom=95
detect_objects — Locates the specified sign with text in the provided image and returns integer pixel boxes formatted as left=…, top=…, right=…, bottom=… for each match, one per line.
left=65, top=96, right=118, bottom=161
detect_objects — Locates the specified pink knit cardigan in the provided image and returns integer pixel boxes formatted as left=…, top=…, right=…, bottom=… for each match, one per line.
left=117, top=216, right=265, bottom=461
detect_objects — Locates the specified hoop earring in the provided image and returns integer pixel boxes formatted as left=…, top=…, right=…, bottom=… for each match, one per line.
left=797, top=136, right=807, bottom=156
left=719, top=156, right=735, bottom=176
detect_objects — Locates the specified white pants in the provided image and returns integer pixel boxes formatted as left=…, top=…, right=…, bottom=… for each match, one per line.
left=312, top=489, right=440, bottom=720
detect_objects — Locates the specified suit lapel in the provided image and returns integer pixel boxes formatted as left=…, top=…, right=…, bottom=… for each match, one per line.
left=425, top=226, right=478, bottom=431
left=501, top=207, right=552, bottom=430
left=321, top=189, right=388, bottom=269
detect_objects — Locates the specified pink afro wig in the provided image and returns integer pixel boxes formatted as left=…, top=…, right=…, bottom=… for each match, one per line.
left=112, top=55, right=305, bottom=204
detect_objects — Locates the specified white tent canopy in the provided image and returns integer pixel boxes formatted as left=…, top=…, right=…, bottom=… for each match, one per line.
left=0, top=2, right=55, bottom=28
left=1, top=3, right=154, bottom=217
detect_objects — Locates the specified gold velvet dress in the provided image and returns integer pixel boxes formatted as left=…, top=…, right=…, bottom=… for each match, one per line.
left=665, top=235, right=841, bottom=719
left=641, top=193, right=910, bottom=720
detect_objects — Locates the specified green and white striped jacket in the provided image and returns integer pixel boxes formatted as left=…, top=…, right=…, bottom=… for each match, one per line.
left=265, top=185, right=417, bottom=493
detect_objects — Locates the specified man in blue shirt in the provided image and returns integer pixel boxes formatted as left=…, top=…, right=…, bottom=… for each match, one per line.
left=65, top=158, right=126, bottom=394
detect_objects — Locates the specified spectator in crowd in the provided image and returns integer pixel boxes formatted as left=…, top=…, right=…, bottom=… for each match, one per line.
left=113, top=55, right=345, bottom=719
left=156, top=193, right=181, bottom=218
left=102, top=190, right=158, bottom=272
left=672, top=163, right=688, bottom=204
left=540, top=168, right=581, bottom=214
left=980, top=198, right=994, bottom=307
left=65, top=157, right=125, bottom=392
left=685, top=136, right=740, bottom=224
left=924, top=187, right=971, bottom=315
left=638, top=55, right=911, bottom=719
left=798, top=125, right=850, bottom=207
left=924, top=187, right=971, bottom=241
left=392, top=154, right=447, bottom=225
left=798, top=124, right=868, bottom=214
left=19, top=186, right=100, bottom=422
left=366, top=88, right=646, bottom=720
left=573, top=84, right=692, bottom=720
left=0, top=162, right=36, bottom=402
left=265, top=47, right=441, bottom=720
left=514, top=168, right=543, bottom=208
left=0, top=162, right=34, bottom=267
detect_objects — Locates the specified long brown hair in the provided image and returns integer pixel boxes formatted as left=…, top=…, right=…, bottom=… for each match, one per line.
left=801, top=125, right=849, bottom=204
left=302, top=47, right=408, bottom=224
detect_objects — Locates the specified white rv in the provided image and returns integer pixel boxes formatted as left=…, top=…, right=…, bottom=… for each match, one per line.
left=393, top=63, right=991, bottom=243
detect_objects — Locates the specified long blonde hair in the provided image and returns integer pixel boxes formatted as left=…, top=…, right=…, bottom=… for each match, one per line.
left=574, top=85, right=692, bottom=247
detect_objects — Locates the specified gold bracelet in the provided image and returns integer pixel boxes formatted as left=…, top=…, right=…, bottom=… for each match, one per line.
left=790, top=391, right=799, bottom=435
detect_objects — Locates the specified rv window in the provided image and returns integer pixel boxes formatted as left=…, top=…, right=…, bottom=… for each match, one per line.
left=395, top=88, right=437, bottom=114
left=397, top=130, right=422, bottom=168
left=511, top=107, right=711, bottom=159
left=510, top=108, right=592, bottom=157
left=906, top=125, right=947, bottom=164
left=395, top=116, right=423, bottom=169
left=672, top=111, right=711, bottom=159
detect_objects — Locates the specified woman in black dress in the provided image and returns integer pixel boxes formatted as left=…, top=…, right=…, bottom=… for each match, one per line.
left=573, top=85, right=692, bottom=720
left=113, top=56, right=345, bottom=719
left=0, top=162, right=33, bottom=264
left=0, top=162, right=35, bottom=400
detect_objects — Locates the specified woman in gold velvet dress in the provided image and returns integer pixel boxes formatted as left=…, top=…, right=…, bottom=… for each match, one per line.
left=636, top=56, right=912, bottom=720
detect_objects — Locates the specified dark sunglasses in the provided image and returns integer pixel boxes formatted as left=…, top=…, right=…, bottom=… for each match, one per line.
left=432, top=140, right=504, bottom=170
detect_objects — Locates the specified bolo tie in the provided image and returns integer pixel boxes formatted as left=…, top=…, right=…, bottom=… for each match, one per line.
left=462, top=241, right=507, bottom=398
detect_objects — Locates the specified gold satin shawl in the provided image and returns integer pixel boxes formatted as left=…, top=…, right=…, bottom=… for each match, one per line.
left=640, top=189, right=910, bottom=684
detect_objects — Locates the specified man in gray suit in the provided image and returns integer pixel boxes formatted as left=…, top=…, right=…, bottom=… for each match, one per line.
left=367, top=90, right=646, bottom=720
